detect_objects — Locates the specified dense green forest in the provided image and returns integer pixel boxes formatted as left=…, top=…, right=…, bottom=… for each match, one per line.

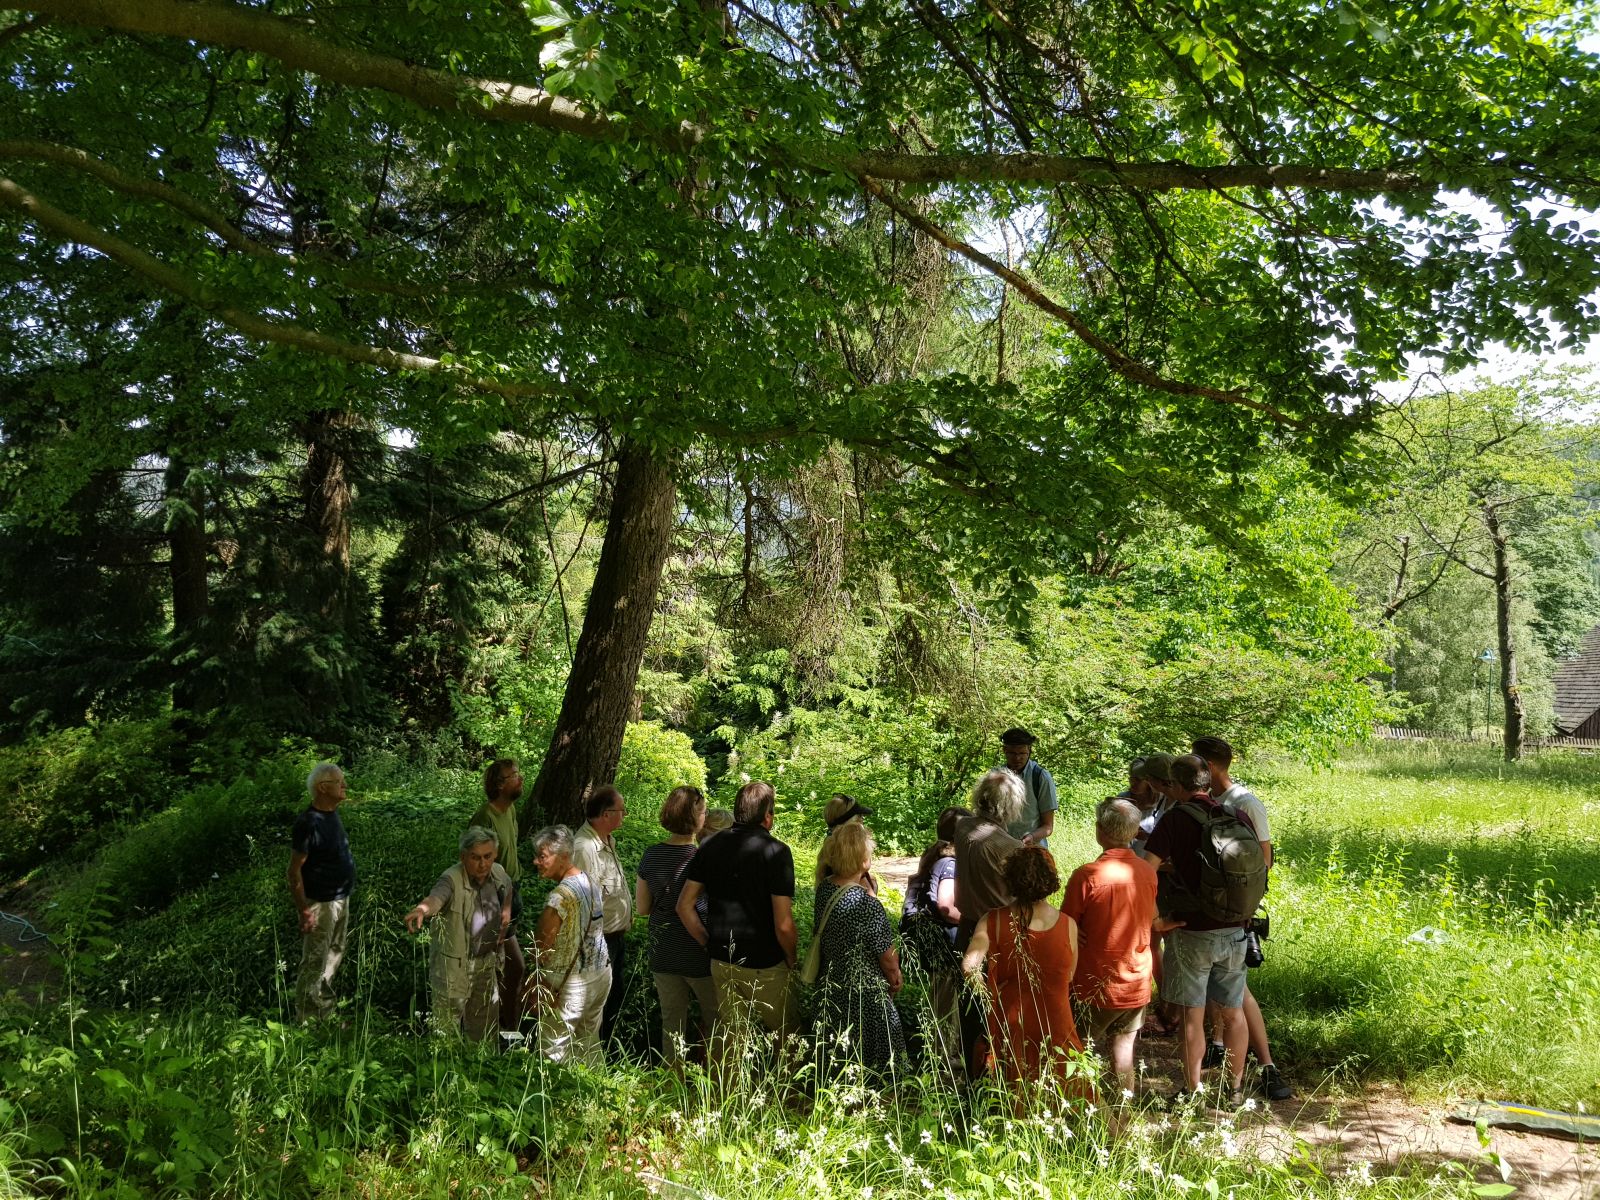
left=6, top=0, right=1600, bottom=1195
left=2, top=0, right=1599, bottom=913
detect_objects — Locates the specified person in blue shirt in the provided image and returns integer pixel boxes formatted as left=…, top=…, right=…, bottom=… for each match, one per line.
left=999, top=727, right=1058, bottom=847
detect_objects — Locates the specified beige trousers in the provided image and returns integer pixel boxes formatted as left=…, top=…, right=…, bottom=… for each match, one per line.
left=295, top=898, right=349, bottom=1022
left=430, top=950, right=502, bottom=1042
left=653, top=972, right=719, bottom=1066
left=538, top=964, right=612, bottom=1067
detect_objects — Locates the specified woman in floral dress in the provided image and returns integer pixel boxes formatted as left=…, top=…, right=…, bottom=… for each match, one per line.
left=812, top=820, right=907, bottom=1075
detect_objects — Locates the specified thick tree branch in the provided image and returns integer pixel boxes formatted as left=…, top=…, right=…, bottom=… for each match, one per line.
left=20, top=0, right=694, bottom=148
left=859, top=178, right=1306, bottom=425
left=837, top=151, right=1430, bottom=192
left=16, top=0, right=1451, bottom=196
left=0, top=138, right=265, bottom=255
left=0, top=175, right=568, bottom=402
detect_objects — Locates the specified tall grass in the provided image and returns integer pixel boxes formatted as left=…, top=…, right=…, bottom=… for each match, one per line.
left=1245, top=742, right=1600, bottom=1107
left=4, top=740, right=1592, bottom=1196
left=0, top=1001, right=1492, bottom=1200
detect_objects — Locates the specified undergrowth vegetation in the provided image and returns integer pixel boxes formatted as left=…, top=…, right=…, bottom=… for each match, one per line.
left=0, top=1005, right=1498, bottom=1200
left=1, top=741, right=1595, bottom=1197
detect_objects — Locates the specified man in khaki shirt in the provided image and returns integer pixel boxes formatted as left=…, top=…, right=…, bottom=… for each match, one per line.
left=471, top=759, right=526, bottom=1036
left=573, top=785, right=632, bottom=1048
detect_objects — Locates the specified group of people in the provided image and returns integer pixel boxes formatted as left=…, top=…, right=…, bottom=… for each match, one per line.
left=286, top=727, right=1292, bottom=1106
left=290, top=761, right=634, bottom=1063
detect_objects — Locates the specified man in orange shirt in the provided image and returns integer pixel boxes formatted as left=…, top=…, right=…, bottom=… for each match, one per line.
left=1061, top=796, right=1178, bottom=1096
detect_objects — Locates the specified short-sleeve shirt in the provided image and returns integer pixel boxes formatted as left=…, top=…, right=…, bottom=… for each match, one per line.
left=685, top=824, right=795, bottom=969
left=573, top=822, right=633, bottom=934
left=952, top=814, right=1022, bottom=945
left=901, top=854, right=958, bottom=944
left=815, top=879, right=895, bottom=985
left=1131, top=795, right=1172, bottom=860
left=637, top=842, right=711, bottom=977
left=926, top=856, right=956, bottom=912
left=291, top=807, right=355, bottom=901
left=468, top=801, right=520, bottom=881
left=542, top=872, right=609, bottom=979
left=1143, top=794, right=1254, bottom=932
left=1215, top=782, right=1271, bottom=844
left=1060, top=848, right=1158, bottom=1008
left=1000, top=760, right=1058, bottom=845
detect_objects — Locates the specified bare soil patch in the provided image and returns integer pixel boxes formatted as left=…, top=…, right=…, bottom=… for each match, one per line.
left=0, top=880, right=60, bottom=1003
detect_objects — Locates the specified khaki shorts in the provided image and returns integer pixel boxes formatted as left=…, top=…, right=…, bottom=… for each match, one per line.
left=1079, top=1002, right=1145, bottom=1045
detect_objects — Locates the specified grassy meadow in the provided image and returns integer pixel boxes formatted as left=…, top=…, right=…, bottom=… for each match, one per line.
left=1, top=741, right=1597, bottom=1198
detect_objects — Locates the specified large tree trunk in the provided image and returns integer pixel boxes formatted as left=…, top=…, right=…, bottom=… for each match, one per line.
left=1484, top=503, right=1524, bottom=761
left=299, top=408, right=356, bottom=619
left=165, top=455, right=210, bottom=713
left=526, top=440, right=677, bottom=826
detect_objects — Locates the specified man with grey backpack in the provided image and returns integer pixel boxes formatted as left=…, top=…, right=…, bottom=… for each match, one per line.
left=1143, top=754, right=1267, bottom=1107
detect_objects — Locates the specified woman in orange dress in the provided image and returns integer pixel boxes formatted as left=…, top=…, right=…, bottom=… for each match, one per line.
left=962, top=845, right=1095, bottom=1102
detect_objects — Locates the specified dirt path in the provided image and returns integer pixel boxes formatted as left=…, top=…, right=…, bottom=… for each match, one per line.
left=1261, top=1089, right=1598, bottom=1200
left=875, top=854, right=920, bottom=898
left=876, top=855, right=1597, bottom=1200
left=1138, top=1036, right=1599, bottom=1200
left=0, top=882, right=60, bottom=1003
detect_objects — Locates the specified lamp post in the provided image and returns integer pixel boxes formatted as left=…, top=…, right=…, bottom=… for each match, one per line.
left=1477, top=647, right=1496, bottom=741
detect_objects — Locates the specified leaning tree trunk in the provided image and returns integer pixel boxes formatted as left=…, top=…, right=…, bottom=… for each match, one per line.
left=1484, top=503, right=1524, bottom=761
left=526, top=440, right=678, bottom=827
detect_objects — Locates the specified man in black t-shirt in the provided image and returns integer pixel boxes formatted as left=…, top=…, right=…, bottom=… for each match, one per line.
left=677, top=780, right=797, bottom=1048
left=288, top=763, right=356, bottom=1022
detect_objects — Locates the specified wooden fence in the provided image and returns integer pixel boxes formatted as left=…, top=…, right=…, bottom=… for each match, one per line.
left=1374, top=724, right=1600, bottom=752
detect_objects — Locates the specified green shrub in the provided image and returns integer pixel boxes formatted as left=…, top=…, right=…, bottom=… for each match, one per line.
left=103, top=783, right=467, bottom=1016
left=721, top=695, right=985, bottom=855
left=615, top=720, right=707, bottom=802
left=0, top=717, right=183, bottom=876
left=59, top=754, right=315, bottom=920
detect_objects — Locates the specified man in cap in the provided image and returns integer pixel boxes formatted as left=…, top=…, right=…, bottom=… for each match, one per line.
left=997, top=727, right=1057, bottom=848
left=1128, top=752, right=1176, bottom=860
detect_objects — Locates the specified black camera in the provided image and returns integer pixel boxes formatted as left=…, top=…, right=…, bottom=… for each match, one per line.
left=1249, top=911, right=1270, bottom=940
left=1243, top=929, right=1265, bottom=969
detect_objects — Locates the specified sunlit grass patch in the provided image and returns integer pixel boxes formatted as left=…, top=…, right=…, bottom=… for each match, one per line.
left=1248, top=742, right=1600, bottom=1106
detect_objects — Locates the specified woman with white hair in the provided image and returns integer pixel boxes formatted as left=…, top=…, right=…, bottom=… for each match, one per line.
left=528, top=824, right=612, bottom=1066
left=404, top=826, right=512, bottom=1042
left=949, top=767, right=1027, bottom=1076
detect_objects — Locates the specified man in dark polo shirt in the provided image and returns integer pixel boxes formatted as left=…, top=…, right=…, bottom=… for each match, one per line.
left=288, top=762, right=356, bottom=1022
left=1144, top=754, right=1256, bottom=1104
left=676, top=780, right=798, bottom=1049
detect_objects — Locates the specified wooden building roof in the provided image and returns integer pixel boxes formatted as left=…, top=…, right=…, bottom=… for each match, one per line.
left=1552, top=622, right=1600, bottom=736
